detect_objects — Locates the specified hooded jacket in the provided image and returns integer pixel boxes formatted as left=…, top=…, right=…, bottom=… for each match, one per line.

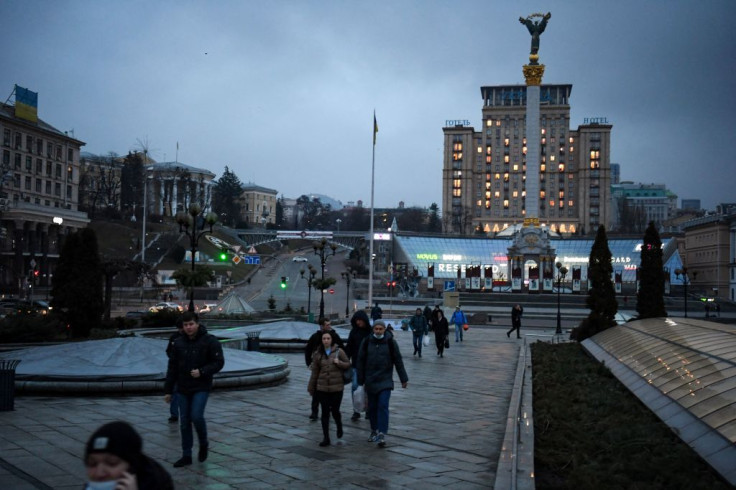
left=356, top=331, right=408, bottom=395
left=307, top=346, right=351, bottom=394
left=346, top=310, right=371, bottom=368
left=164, top=325, right=224, bottom=395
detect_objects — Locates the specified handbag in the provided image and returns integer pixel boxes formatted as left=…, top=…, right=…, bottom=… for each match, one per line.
left=444, top=337, right=450, bottom=349
left=462, top=323, right=469, bottom=331
left=336, top=348, right=352, bottom=385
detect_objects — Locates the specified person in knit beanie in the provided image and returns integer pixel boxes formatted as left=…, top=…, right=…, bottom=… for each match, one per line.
left=84, top=421, right=173, bottom=490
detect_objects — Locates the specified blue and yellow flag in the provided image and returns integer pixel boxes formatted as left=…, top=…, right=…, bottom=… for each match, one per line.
left=373, top=112, right=378, bottom=145
left=15, top=85, right=38, bottom=123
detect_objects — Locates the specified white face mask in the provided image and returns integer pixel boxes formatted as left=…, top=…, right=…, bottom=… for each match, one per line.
left=374, top=333, right=384, bottom=340
left=86, top=481, right=119, bottom=490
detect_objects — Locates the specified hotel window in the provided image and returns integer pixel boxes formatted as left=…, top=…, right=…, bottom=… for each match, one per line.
left=504, top=138, right=510, bottom=147
left=453, top=189, right=462, bottom=197
left=558, top=163, right=565, bottom=172
left=486, top=119, right=493, bottom=127
left=46, top=161, right=52, bottom=175
left=541, top=128, right=546, bottom=135
left=46, top=142, right=52, bottom=157
left=25, top=176, right=31, bottom=190
left=14, top=173, right=20, bottom=187
left=2, top=129, right=10, bottom=146
left=513, top=164, right=519, bottom=171
left=453, top=151, right=463, bottom=161
left=559, top=191, right=565, bottom=199
left=45, top=181, right=51, bottom=194
left=496, top=120, right=501, bottom=126
left=486, top=155, right=492, bottom=164
left=512, top=191, right=518, bottom=198
left=541, top=137, right=546, bottom=145
left=550, top=155, right=555, bottom=162
left=26, top=135, right=33, bottom=151
left=540, top=164, right=546, bottom=172
left=14, top=153, right=21, bottom=169
left=56, top=164, right=62, bottom=178
left=494, top=191, right=500, bottom=198
left=503, top=173, right=509, bottom=182
left=35, top=179, right=41, bottom=192
left=549, top=200, right=555, bottom=207
left=540, top=190, right=546, bottom=199
left=503, top=199, right=509, bottom=208
left=26, top=156, right=32, bottom=170
left=14, top=132, right=21, bottom=149
left=36, top=159, right=42, bottom=174
left=568, top=200, right=574, bottom=207
left=54, top=183, right=61, bottom=196
left=36, top=139, right=43, bottom=154
left=452, top=179, right=462, bottom=188
left=504, top=155, right=510, bottom=163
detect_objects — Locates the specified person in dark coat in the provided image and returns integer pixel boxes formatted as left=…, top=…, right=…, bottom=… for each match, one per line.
left=164, top=311, right=224, bottom=468
left=409, top=308, right=428, bottom=357
left=433, top=308, right=450, bottom=358
left=165, top=321, right=183, bottom=423
left=370, top=302, right=383, bottom=321
left=423, top=305, right=433, bottom=331
left=356, top=320, right=408, bottom=448
left=304, top=317, right=344, bottom=420
left=346, top=309, right=371, bottom=421
left=85, top=421, right=174, bottom=490
left=507, top=304, right=524, bottom=338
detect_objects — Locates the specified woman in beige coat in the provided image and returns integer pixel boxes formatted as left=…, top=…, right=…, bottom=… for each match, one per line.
left=308, top=330, right=351, bottom=446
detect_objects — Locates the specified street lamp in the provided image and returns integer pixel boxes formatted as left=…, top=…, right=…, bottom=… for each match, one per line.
left=341, top=267, right=356, bottom=318
left=555, top=261, right=568, bottom=335
left=336, top=218, right=342, bottom=233
left=176, top=203, right=218, bottom=312
left=313, top=237, right=337, bottom=320
left=300, top=265, right=316, bottom=317
left=674, top=267, right=694, bottom=318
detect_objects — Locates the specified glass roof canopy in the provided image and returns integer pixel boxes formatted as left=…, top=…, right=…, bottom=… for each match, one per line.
left=392, top=235, right=682, bottom=282
left=583, top=318, right=736, bottom=484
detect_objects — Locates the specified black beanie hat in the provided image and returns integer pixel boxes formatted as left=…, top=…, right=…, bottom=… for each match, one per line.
left=85, top=421, right=143, bottom=466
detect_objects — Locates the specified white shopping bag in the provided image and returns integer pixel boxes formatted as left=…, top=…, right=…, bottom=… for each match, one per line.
left=353, top=385, right=367, bottom=413
left=422, top=334, right=430, bottom=346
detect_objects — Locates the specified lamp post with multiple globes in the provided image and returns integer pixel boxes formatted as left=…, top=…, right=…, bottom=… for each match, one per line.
left=555, top=261, right=568, bottom=335
left=341, top=267, right=356, bottom=318
left=176, top=203, right=218, bottom=312
left=313, top=238, right=337, bottom=320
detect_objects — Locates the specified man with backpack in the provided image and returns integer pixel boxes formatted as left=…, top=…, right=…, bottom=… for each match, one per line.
left=356, top=320, right=408, bottom=448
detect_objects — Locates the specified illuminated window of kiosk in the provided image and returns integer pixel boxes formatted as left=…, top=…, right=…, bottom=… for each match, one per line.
left=373, top=233, right=391, bottom=241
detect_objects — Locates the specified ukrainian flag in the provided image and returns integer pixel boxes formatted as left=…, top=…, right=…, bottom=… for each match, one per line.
left=15, top=85, right=38, bottom=123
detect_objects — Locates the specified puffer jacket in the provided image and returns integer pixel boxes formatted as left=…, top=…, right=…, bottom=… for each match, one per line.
left=357, top=332, right=408, bottom=395
left=164, top=325, right=224, bottom=395
left=346, top=310, right=371, bottom=368
left=308, top=347, right=350, bottom=394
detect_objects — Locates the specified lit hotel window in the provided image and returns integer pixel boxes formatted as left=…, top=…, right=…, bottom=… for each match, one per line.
left=494, top=191, right=500, bottom=198
left=496, top=120, right=501, bottom=126
left=453, top=179, right=462, bottom=188
left=503, top=200, right=509, bottom=208
left=558, top=164, right=565, bottom=172
left=504, top=138, right=510, bottom=146
left=550, top=155, right=555, bottom=162
left=453, top=142, right=463, bottom=151
left=513, top=164, right=519, bottom=171
left=477, top=200, right=482, bottom=206
left=540, top=164, right=546, bottom=172
left=568, top=200, right=574, bottom=207
left=513, top=191, right=518, bottom=198
left=541, top=137, right=546, bottom=145
left=549, top=200, right=555, bottom=207
left=486, top=146, right=492, bottom=154
left=486, top=119, right=493, bottom=127
left=569, top=137, right=574, bottom=143
left=522, top=146, right=527, bottom=155
left=559, top=191, right=565, bottom=198
left=541, top=128, right=546, bottom=135
left=569, top=146, right=574, bottom=153
left=522, top=190, right=526, bottom=197
left=540, top=191, right=546, bottom=199
left=453, top=189, right=462, bottom=197
left=453, top=152, right=463, bottom=161
left=477, top=146, right=482, bottom=153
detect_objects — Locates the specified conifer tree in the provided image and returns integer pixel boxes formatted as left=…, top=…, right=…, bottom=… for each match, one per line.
left=575, top=225, right=618, bottom=341
left=636, top=222, right=667, bottom=318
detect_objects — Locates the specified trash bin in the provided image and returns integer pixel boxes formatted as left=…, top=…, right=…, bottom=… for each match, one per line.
left=246, top=331, right=261, bottom=352
left=0, top=359, right=21, bottom=411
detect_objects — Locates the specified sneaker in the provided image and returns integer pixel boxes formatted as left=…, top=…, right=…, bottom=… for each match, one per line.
left=198, top=444, right=208, bottom=463
left=367, top=431, right=378, bottom=442
left=351, top=412, right=360, bottom=421
left=377, top=433, right=386, bottom=447
left=319, top=438, right=331, bottom=447
left=168, top=416, right=178, bottom=423
left=173, top=456, right=192, bottom=468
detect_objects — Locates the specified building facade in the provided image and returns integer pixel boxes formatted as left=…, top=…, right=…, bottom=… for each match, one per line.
left=610, top=182, right=678, bottom=233
left=681, top=212, right=733, bottom=300
left=241, top=183, right=277, bottom=227
left=1, top=94, right=88, bottom=293
left=442, top=84, right=612, bottom=236
left=145, top=161, right=215, bottom=217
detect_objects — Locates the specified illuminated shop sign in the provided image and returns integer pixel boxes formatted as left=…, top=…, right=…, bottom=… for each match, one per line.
left=416, top=253, right=438, bottom=260
left=374, top=233, right=392, bottom=241
left=563, top=256, right=633, bottom=264
left=443, top=254, right=463, bottom=261
left=438, top=263, right=503, bottom=274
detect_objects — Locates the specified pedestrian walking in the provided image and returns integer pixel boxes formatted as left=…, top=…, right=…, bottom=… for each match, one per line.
left=371, top=302, right=383, bottom=322
left=308, top=330, right=351, bottom=447
left=164, top=311, right=224, bottom=468
left=507, top=304, right=524, bottom=338
left=433, top=309, right=450, bottom=358
left=84, top=421, right=174, bottom=490
left=450, top=306, right=468, bottom=342
left=356, top=320, right=408, bottom=448
left=165, top=321, right=183, bottom=424
left=423, top=304, right=433, bottom=331
left=346, top=310, right=372, bottom=421
left=305, top=317, right=344, bottom=421
left=409, top=308, right=429, bottom=357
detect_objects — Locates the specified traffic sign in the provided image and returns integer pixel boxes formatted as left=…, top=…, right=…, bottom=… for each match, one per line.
left=329, top=288, right=335, bottom=294
left=444, top=280, right=456, bottom=291
left=232, top=255, right=242, bottom=265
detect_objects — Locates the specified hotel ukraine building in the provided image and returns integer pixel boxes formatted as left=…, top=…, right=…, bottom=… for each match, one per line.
left=442, top=84, right=612, bottom=237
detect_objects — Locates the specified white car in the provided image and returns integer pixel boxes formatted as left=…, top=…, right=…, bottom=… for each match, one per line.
left=292, top=256, right=308, bottom=262
left=198, top=303, right=219, bottom=314
left=149, top=302, right=183, bottom=313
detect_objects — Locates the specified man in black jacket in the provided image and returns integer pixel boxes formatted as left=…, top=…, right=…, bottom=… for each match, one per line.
left=164, top=312, right=224, bottom=468
left=305, top=317, right=344, bottom=420
left=346, top=310, right=371, bottom=421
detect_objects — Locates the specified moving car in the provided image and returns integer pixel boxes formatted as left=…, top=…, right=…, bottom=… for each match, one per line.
left=149, top=302, right=183, bottom=313
left=198, top=303, right=219, bottom=314
left=292, top=256, right=308, bottom=262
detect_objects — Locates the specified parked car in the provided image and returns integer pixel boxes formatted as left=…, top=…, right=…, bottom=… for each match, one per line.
left=14, top=300, right=52, bottom=315
left=292, top=256, right=308, bottom=262
left=149, top=302, right=183, bottom=313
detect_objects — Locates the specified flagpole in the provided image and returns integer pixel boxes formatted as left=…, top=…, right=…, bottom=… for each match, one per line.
left=368, top=112, right=377, bottom=314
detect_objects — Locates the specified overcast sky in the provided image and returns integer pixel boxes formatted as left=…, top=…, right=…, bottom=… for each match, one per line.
left=2, top=0, right=735, bottom=211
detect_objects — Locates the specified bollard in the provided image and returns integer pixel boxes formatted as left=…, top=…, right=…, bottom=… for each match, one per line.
left=0, top=359, right=21, bottom=411
left=246, top=331, right=261, bottom=352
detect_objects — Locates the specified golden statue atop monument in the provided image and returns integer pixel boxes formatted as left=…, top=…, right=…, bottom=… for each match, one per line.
left=519, top=12, right=551, bottom=65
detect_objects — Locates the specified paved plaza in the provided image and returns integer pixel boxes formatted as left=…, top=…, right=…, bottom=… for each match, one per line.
left=0, top=326, right=522, bottom=489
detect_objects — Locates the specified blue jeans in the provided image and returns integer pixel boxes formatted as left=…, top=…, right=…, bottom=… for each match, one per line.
left=169, top=385, right=180, bottom=418
left=412, top=332, right=423, bottom=355
left=178, top=391, right=210, bottom=457
left=367, top=389, right=391, bottom=435
left=454, top=324, right=463, bottom=342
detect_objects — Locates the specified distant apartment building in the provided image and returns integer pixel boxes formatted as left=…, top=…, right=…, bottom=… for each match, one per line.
left=0, top=86, right=88, bottom=291
left=241, top=183, right=277, bottom=227
left=441, top=84, right=612, bottom=236
left=610, top=182, right=678, bottom=233
left=610, top=163, right=620, bottom=185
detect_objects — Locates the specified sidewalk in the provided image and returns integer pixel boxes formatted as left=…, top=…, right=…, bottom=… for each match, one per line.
left=0, top=327, right=523, bottom=489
